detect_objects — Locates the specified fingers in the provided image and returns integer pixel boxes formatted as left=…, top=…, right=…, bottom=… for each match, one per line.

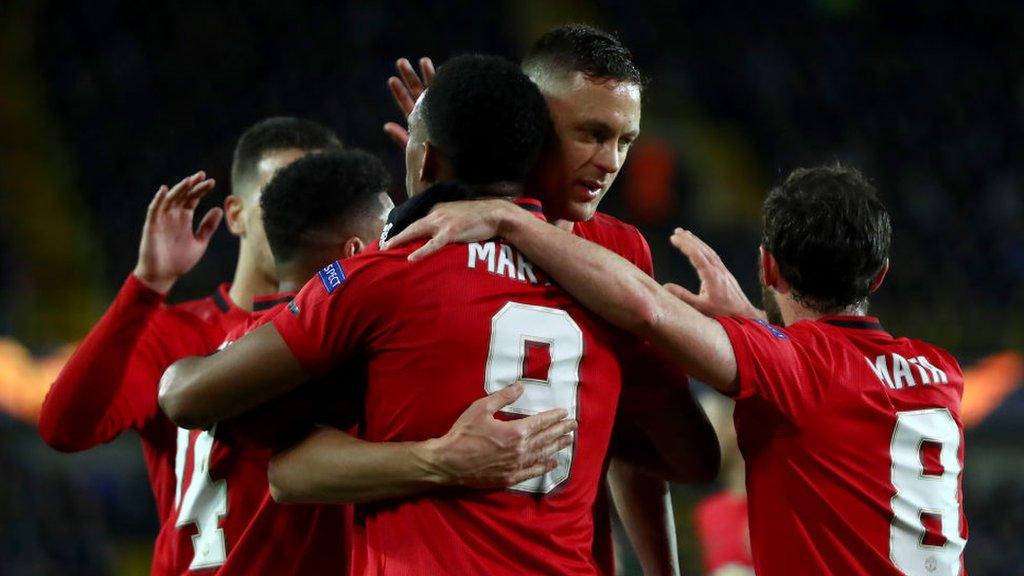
left=382, top=219, right=430, bottom=250
left=383, top=122, right=410, bottom=149
left=397, top=57, right=426, bottom=98
left=146, top=185, right=169, bottom=222
left=479, top=382, right=524, bottom=413
left=165, top=171, right=205, bottom=207
left=407, top=236, right=448, bottom=262
left=388, top=76, right=417, bottom=117
left=670, top=228, right=715, bottom=274
left=183, top=178, right=217, bottom=211
left=195, top=207, right=224, bottom=244
left=506, top=460, right=558, bottom=486
left=673, top=228, right=725, bottom=270
left=526, top=418, right=577, bottom=449
left=516, top=407, right=571, bottom=436
left=419, top=57, right=435, bottom=84
left=664, top=282, right=700, bottom=306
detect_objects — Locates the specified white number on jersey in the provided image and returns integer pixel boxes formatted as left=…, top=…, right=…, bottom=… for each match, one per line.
left=174, top=426, right=228, bottom=570
left=890, top=409, right=965, bottom=576
left=484, top=302, right=583, bottom=494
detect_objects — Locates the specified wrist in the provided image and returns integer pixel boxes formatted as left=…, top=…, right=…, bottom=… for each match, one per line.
left=132, top=265, right=175, bottom=295
left=494, top=201, right=527, bottom=241
left=410, top=438, right=455, bottom=487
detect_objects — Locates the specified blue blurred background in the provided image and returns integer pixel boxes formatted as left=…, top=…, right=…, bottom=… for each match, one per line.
left=1, top=1, right=1021, bottom=574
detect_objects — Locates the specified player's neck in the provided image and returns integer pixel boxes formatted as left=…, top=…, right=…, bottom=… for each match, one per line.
left=779, top=296, right=869, bottom=326
left=229, top=248, right=277, bottom=313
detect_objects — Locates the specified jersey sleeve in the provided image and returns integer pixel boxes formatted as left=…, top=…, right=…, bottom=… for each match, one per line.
left=631, top=229, right=655, bottom=277
left=716, top=316, right=830, bottom=423
left=39, top=274, right=173, bottom=451
left=272, top=256, right=401, bottom=377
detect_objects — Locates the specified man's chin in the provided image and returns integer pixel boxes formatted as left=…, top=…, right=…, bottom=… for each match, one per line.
left=561, top=200, right=599, bottom=223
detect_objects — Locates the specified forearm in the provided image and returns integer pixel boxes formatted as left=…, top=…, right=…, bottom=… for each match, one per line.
left=39, top=274, right=164, bottom=451
left=608, top=459, right=680, bottom=576
left=498, top=207, right=738, bottom=390
left=159, top=323, right=308, bottom=429
left=268, top=427, right=446, bottom=504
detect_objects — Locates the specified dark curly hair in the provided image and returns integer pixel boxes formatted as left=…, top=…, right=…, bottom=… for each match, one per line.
left=762, top=163, right=892, bottom=313
left=421, top=54, right=551, bottom=186
left=261, top=149, right=390, bottom=262
left=522, top=23, right=646, bottom=87
left=231, top=117, right=342, bottom=197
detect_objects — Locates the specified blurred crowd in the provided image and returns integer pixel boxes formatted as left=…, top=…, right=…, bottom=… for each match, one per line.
left=0, top=1, right=1021, bottom=574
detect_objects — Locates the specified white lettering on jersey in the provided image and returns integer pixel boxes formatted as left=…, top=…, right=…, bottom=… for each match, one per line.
left=866, top=353, right=949, bottom=390
left=468, top=242, right=540, bottom=285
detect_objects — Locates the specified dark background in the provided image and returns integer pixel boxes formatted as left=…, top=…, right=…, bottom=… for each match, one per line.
left=1, top=1, right=1021, bottom=574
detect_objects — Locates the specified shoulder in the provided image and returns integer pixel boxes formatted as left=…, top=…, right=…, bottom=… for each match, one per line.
left=574, top=212, right=652, bottom=272
left=169, top=283, right=246, bottom=328
left=575, top=212, right=644, bottom=241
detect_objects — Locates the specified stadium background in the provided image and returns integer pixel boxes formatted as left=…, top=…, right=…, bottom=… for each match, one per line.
left=1, top=1, right=1021, bottom=574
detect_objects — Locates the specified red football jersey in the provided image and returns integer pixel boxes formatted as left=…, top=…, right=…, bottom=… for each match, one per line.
left=694, top=491, right=753, bottom=574
left=169, top=293, right=349, bottom=575
left=574, top=211, right=655, bottom=576
left=39, top=275, right=249, bottom=575
left=273, top=201, right=624, bottom=576
left=717, top=315, right=968, bottom=576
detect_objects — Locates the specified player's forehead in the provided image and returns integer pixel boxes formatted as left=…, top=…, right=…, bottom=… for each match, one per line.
left=540, top=71, right=641, bottom=135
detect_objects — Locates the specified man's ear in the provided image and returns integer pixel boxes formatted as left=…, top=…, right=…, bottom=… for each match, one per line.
left=224, top=195, right=246, bottom=237
left=420, top=142, right=439, bottom=184
left=869, top=259, right=889, bottom=293
left=760, top=246, right=790, bottom=294
left=341, top=236, right=365, bottom=259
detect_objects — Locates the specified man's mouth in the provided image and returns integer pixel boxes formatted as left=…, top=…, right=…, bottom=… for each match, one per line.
left=573, top=179, right=605, bottom=200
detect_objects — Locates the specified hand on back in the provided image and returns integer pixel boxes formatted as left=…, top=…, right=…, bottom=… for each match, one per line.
left=425, top=383, right=577, bottom=489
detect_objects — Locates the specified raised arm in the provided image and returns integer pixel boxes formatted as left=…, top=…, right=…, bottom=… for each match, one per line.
left=39, top=173, right=222, bottom=451
left=268, top=383, right=575, bottom=504
left=385, top=201, right=740, bottom=393
left=159, top=322, right=306, bottom=430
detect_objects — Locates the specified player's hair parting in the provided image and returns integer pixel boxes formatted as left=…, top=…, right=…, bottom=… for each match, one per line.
left=231, top=117, right=343, bottom=198
left=260, top=149, right=390, bottom=263
left=522, top=23, right=646, bottom=88
left=421, top=54, right=552, bottom=188
left=762, top=163, right=892, bottom=314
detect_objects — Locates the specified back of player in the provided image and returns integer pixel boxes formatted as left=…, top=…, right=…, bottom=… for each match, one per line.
left=714, top=166, right=968, bottom=576
left=722, top=316, right=967, bottom=576
left=164, top=149, right=393, bottom=575
left=276, top=199, right=623, bottom=575
left=170, top=296, right=349, bottom=575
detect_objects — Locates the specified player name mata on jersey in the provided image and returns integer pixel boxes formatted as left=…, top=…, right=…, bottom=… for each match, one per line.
left=867, top=352, right=949, bottom=390
left=467, top=241, right=546, bottom=285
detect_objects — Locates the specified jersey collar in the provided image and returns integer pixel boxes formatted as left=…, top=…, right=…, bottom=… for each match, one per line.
left=383, top=181, right=545, bottom=244
left=513, top=198, right=546, bottom=221
left=252, top=292, right=297, bottom=312
left=212, top=282, right=240, bottom=314
left=819, top=315, right=888, bottom=333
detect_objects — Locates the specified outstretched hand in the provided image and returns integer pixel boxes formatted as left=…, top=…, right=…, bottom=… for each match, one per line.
left=428, top=383, right=577, bottom=489
left=133, top=171, right=222, bottom=294
left=383, top=57, right=436, bottom=149
left=664, top=228, right=765, bottom=320
left=382, top=199, right=510, bottom=261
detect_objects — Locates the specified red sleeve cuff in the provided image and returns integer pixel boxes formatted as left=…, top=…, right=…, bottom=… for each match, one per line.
left=715, top=316, right=757, bottom=400
left=122, top=274, right=169, bottom=307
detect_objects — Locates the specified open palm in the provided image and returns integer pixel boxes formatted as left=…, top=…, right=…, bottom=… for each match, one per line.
left=133, top=171, right=223, bottom=294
